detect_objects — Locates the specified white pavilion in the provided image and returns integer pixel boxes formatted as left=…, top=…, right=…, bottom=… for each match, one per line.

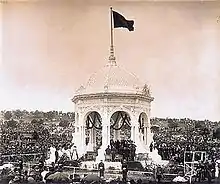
left=72, top=49, right=156, bottom=162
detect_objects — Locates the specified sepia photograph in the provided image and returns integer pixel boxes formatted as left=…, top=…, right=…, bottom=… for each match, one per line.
left=0, top=0, right=220, bottom=183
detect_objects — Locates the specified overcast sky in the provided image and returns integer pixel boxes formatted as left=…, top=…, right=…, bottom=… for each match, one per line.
left=0, top=0, right=220, bottom=121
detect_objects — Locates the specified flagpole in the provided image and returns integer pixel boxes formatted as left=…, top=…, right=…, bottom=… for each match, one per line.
left=109, top=7, right=116, bottom=65
left=110, top=7, right=114, bottom=48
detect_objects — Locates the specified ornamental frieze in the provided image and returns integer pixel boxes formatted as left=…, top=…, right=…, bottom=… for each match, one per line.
left=77, top=99, right=103, bottom=105
left=122, top=105, right=135, bottom=113
left=106, top=98, right=136, bottom=104
left=106, top=106, right=119, bottom=113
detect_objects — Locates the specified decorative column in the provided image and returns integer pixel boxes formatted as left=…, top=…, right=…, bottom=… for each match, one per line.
left=144, top=126, right=147, bottom=145
left=86, top=128, right=94, bottom=152
left=79, top=124, right=87, bottom=154
left=130, top=116, right=136, bottom=142
left=107, top=123, right=111, bottom=146
left=96, top=106, right=110, bottom=162
left=146, top=116, right=153, bottom=148
left=73, top=112, right=80, bottom=153
left=82, top=125, right=86, bottom=153
left=134, top=123, right=140, bottom=145
left=75, top=125, right=84, bottom=157
left=131, top=115, right=147, bottom=154
left=102, top=125, right=108, bottom=148
left=131, top=125, right=135, bottom=142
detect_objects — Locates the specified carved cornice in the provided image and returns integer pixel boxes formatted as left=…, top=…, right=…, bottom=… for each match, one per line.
left=72, top=92, right=154, bottom=103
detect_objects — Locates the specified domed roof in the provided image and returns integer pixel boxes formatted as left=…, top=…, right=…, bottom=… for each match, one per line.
left=75, top=62, right=150, bottom=95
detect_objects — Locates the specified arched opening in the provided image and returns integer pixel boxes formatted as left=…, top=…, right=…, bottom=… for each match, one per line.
left=84, top=111, right=102, bottom=152
left=110, top=111, right=131, bottom=141
left=138, top=112, right=148, bottom=142
left=105, top=111, right=136, bottom=162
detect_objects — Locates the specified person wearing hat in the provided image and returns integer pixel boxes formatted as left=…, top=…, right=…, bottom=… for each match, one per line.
left=121, top=159, right=128, bottom=182
left=98, top=160, right=105, bottom=178
left=27, top=177, right=36, bottom=184
left=9, top=176, right=20, bottom=184
left=156, top=165, right=163, bottom=183
left=18, top=159, right=23, bottom=175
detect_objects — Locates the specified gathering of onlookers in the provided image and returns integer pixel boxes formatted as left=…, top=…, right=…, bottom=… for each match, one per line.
left=151, top=118, right=220, bottom=164
left=105, top=140, right=136, bottom=162
left=0, top=111, right=220, bottom=183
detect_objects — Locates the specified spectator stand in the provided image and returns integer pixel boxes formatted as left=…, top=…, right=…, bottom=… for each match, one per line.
left=184, top=151, right=206, bottom=184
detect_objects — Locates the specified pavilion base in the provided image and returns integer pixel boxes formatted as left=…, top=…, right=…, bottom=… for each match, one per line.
left=96, top=147, right=105, bottom=162
left=135, top=141, right=148, bottom=154
left=80, top=161, right=122, bottom=170
left=86, top=142, right=94, bottom=152
left=148, top=149, right=163, bottom=164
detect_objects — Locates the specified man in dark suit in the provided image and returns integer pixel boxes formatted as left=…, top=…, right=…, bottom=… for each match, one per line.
left=55, top=148, right=59, bottom=164
left=122, top=159, right=128, bottom=182
left=98, top=160, right=105, bottom=178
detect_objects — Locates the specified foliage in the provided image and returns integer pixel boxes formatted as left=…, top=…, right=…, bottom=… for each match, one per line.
left=13, top=109, right=23, bottom=119
left=45, top=111, right=56, bottom=120
left=42, top=128, right=49, bottom=136
left=59, top=120, right=70, bottom=127
left=31, top=119, right=44, bottom=129
left=6, top=119, right=18, bottom=128
left=4, top=111, right=12, bottom=120
left=167, top=119, right=178, bottom=130
left=201, top=127, right=210, bottom=136
left=195, top=121, right=206, bottom=129
left=213, top=128, right=220, bottom=139
left=33, top=110, right=44, bottom=119
left=150, top=125, right=160, bottom=133
left=1, top=110, right=75, bottom=123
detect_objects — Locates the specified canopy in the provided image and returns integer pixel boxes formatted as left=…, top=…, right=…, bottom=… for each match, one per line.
left=46, top=172, right=70, bottom=182
left=82, top=174, right=103, bottom=182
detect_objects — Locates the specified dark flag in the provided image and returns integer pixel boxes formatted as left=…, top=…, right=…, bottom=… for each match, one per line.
left=112, top=11, right=134, bottom=31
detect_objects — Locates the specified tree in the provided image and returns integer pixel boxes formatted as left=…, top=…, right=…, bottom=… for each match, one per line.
left=6, top=119, right=18, bottom=128
left=14, top=109, right=23, bottom=119
left=31, top=119, right=38, bottom=124
left=59, top=120, right=70, bottom=128
left=46, top=111, right=55, bottom=120
left=4, top=111, right=12, bottom=120
left=31, top=119, right=41, bottom=127
left=150, top=125, right=160, bottom=133
left=195, top=121, right=205, bottom=129
left=201, top=127, right=210, bottom=137
left=168, top=119, right=178, bottom=130
left=69, top=112, right=75, bottom=120
left=32, top=110, right=43, bottom=119
left=214, top=128, right=220, bottom=139
left=42, top=128, right=49, bottom=137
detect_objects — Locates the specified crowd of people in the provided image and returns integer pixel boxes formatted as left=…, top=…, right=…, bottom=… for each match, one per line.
left=0, top=118, right=73, bottom=164
left=0, top=111, right=220, bottom=183
left=151, top=119, right=220, bottom=164
left=0, top=160, right=149, bottom=184
left=105, top=140, right=136, bottom=162
left=0, top=162, right=79, bottom=184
